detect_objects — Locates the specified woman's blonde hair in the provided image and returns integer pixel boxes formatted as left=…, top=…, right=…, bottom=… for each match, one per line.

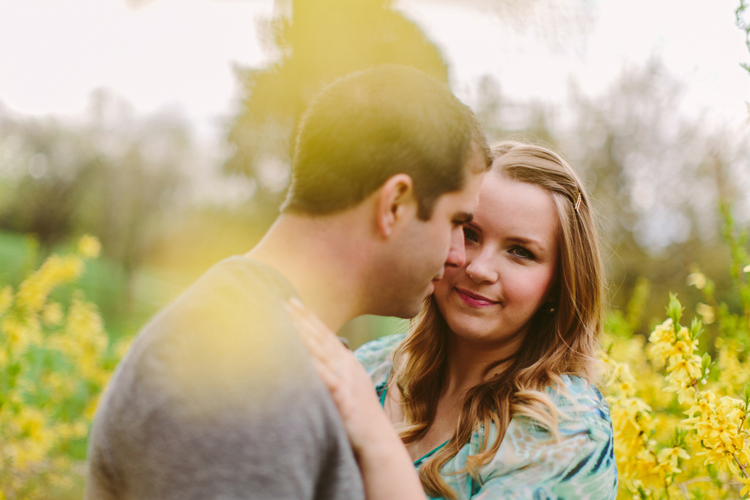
left=390, top=140, right=605, bottom=499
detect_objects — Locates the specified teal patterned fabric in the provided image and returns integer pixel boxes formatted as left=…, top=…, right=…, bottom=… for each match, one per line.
left=354, top=334, right=618, bottom=500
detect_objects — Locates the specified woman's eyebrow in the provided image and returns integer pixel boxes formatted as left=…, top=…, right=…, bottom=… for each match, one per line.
left=506, top=235, right=544, bottom=248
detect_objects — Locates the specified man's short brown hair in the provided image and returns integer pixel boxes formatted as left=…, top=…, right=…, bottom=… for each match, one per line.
left=281, top=64, right=490, bottom=220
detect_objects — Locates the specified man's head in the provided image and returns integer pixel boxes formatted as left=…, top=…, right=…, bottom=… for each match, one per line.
left=370, top=144, right=487, bottom=318
left=279, top=64, right=491, bottom=319
left=281, top=64, right=491, bottom=220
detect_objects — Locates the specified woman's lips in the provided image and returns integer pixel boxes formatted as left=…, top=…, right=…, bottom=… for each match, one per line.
left=456, top=288, right=498, bottom=308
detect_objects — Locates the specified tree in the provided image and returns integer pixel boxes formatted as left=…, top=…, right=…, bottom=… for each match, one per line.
left=0, top=89, right=191, bottom=315
left=737, top=0, right=750, bottom=76
left=224, top=0, right=449, bottom=224
left=468, top=60, right=750, bottom=333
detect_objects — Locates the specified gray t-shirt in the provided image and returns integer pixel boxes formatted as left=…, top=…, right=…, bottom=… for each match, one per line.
left=86, top=257, right=364, bottom=500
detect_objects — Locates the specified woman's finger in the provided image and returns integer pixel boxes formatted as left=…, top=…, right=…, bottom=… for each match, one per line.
left=297, top=319, right=327, bottom=358
left=310, top=357, right=340, bottom=392
left=289, top=307, right=330, bottom=351
left=295, top=317, right=339, bottom=370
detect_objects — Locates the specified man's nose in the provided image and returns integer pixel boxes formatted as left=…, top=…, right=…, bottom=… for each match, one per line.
left=445, top=227, right=466, bottom=268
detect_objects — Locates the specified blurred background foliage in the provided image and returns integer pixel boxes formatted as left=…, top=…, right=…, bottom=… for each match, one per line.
left=1, top=0, right=750, bottom=495
left=0, top=0, right=747, bottom=346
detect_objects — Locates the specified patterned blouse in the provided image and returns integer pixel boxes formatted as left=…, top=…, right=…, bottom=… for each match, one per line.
left=354, top=334, right=618, bottom=500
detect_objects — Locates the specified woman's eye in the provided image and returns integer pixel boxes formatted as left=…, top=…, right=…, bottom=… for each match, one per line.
left=510, top=246, right=534, bottom=260
left=463, top=227, right=479, bottom=243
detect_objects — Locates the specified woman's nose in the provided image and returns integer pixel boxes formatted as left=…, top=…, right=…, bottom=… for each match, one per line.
left=465, top=253, right=498, bottom=283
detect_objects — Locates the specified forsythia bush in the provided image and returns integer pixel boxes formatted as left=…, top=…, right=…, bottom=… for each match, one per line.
left=603, top=296, right=750, bottom=499
left=603, top=214, right=750, bottom=499
left=0, top=236, right=114, bottom=499
left=2, top=231, right=749, bottom=500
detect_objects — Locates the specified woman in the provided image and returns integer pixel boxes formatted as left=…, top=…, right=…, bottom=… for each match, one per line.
left=292, top=140, right=617, bottom=500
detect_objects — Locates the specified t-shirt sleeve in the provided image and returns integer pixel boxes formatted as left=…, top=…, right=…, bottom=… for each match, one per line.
left=469, top=378, right=618, bottom=500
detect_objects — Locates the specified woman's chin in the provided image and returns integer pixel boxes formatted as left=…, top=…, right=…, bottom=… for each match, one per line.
left=444, top=315, right=527, bottom=350
left=444, top=317, right=493, bottom=342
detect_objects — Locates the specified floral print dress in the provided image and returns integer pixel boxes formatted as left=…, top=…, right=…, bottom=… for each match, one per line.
left=354, top=334, right=618, bottom=500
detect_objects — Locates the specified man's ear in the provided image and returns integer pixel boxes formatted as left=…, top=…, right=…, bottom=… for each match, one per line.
left=375, top=173, right=416, bottom=238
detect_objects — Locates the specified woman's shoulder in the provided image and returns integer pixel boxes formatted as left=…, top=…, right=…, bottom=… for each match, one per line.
left=449, top=375, right=617, bottom=499
left=470, top=375, right=613, bottom=470
left=354, top=333, right=406, bottom=384
left=547, top=374, right=612, bottom=430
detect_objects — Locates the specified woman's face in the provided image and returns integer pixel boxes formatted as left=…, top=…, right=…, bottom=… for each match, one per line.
left=433, top=172, right=559, bottom=352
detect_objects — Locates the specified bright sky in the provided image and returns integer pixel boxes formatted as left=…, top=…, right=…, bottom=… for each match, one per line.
left=1, top=0, right=748, bottom=143
left=413, top=0, right=749, bottom=125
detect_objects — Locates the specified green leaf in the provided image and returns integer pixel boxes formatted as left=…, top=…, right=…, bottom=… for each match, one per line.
left=667, top=293, right=684, bottom=326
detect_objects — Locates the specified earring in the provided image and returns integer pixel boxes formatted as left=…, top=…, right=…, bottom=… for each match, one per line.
left=546, top=303, right=556, bottom=314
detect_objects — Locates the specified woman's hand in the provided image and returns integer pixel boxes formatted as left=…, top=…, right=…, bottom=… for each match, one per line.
left=286, top=298, right=391, bottom=454
left=287, top=298, right=427, bottom=500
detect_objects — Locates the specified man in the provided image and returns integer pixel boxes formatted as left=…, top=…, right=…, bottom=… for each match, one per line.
left=86, top=64, right=491, bottom=500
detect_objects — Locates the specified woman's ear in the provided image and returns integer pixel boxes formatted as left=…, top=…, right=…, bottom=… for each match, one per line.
left=543, top=281, right=560, bottom=314
left=375, top=173, right=416, bottom=238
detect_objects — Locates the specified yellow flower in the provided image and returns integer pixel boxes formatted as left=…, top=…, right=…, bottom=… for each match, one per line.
left=0, top=242, right=115, bottom=488
left=647, top=320, right=680, bottom=366
left=15, top=254, right=83, bottom=314
left=2, top=316, right=42, bottom=355
left=686, top=272, right=706, bottom=289
left=695, top=302, right=715, bottom=324
left=8, top=407, right=56, bottom=470
left=665, top=354, right=702, bottom=386
left=739, top=476, right=750, bottom=496
left=684, top=392, right=716, bottom=422
left=0, top=285, right=13, bottom=316
left=77, top=234, right=101, bottom=259
left=657, top=446, right=690, bottom=468
left=716, top=341, right=750, bottom=394
left=42, top=301, right=64, bottom=326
